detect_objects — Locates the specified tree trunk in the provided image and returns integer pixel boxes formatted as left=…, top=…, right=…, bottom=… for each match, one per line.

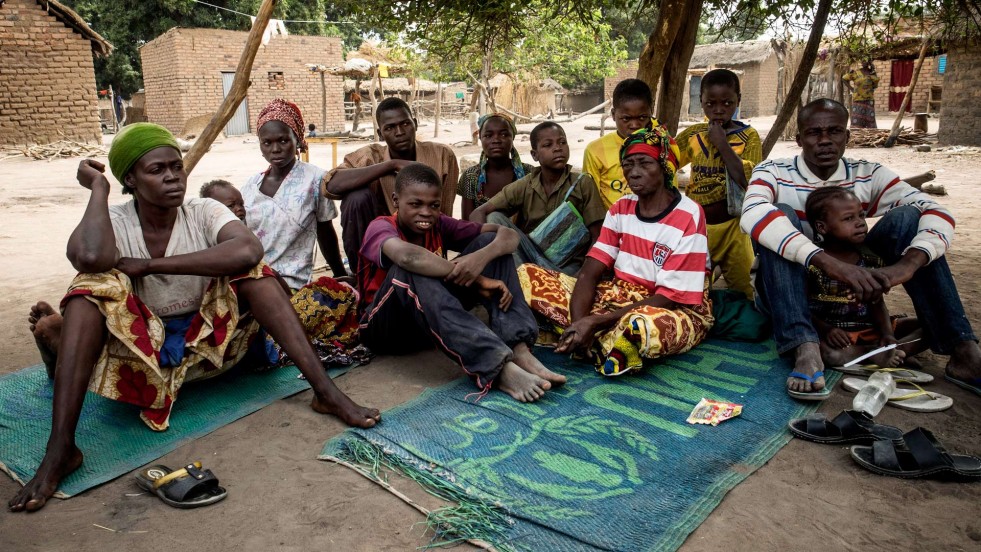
left=762, top=0, right=833, bottom=158
left=655, top=0, right=702, bottom=134
left=636, top=0, right=691, bottom=101
left=184, top=0, right=278, bottom=175
left=352, top=78, right=362, bottom=132
left=884, top=35, right=930, bottom=147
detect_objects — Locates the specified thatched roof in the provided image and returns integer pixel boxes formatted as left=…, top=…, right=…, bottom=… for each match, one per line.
left=487, top=73, right=566, bottom=92
left=689, top=39, right=773, bottom=68
left=345, top=77, right=439, bottom=93
left=863, top=36, right=946, bottom=60
left=37, top=0, right=112, bottom=56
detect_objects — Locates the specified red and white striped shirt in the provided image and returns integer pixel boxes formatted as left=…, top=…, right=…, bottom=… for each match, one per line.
left=588, top=193, right=709, bottom=305
left=740, top=156, right=955, bottom=266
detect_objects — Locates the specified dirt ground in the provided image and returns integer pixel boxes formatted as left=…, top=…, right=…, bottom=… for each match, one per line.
left=0, top=114, right=979, bottom=551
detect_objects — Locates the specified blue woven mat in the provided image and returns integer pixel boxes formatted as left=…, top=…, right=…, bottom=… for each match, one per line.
left=321, top=340, right=839, bottom=552
left=0, top=363, right=354, bottom=497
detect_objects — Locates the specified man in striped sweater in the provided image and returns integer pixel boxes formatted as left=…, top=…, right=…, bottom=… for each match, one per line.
left=741, top=99, right=979, bottom=398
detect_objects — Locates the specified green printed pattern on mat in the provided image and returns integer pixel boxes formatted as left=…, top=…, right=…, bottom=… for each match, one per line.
left=322, top=339, right=839, bottom=552
left=0, top=363, right=353, bottom=497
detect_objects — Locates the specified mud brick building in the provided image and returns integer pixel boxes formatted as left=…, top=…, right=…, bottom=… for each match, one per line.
left=0, top=0, right=110, bottom=146
left=140, top=28, right=345, bottom=136
left=938, top=45, right=981, bottom=146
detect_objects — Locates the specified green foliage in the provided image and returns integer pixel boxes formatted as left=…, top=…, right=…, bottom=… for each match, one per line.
left=61, top=0, right=372, bottom=97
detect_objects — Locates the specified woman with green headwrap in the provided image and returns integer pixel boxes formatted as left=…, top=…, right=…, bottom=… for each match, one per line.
left=457, top=113, right=533, bottom=220
left=11, top=123, right=380, bottom=513
left=517, top=126, right=714, bottom=376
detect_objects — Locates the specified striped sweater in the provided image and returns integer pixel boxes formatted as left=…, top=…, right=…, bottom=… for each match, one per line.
left=740, top=156, right=954, bottom=266
left=588, top=193, right=709, bottom=305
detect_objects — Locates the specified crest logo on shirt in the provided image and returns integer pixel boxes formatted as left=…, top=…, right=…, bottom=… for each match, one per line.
left=652, top=242, right=671, bottom=267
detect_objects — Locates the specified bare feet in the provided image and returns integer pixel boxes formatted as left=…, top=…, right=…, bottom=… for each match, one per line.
left=311, top=390, right=381, bottom=429
left=497, top=361, right=550, bottom=403
left=788, top=342, right=826, bottom=393
left=29, top=302, right=61, bottom=378
left=8, top=443, right=83, bottom=512
left=512, top=343, right=567, bottom=387
left=945, top=340, right=981, bottom=383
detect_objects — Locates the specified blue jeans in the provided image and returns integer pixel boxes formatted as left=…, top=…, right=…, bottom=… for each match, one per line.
left=754, top=205, right=976, bottom=355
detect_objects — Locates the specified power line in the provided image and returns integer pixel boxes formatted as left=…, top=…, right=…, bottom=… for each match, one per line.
left=188, top=0, right=356, bottom=24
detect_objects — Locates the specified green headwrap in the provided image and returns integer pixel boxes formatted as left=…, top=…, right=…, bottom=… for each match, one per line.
left=107, top=123, right=181, bottom=185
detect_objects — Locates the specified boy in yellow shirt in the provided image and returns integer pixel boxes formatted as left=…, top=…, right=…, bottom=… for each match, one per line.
left=676, top=69, right=761, bottom=300
left=583, top=79, right=677, bottom=209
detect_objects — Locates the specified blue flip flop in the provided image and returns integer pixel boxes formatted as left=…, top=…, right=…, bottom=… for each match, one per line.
left=945, top=374, right=981, bottom=397
left=787, top=370, right=834, bottom=401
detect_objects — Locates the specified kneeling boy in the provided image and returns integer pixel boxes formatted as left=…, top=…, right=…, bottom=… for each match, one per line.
left=358, top=163, right=566, bottom=402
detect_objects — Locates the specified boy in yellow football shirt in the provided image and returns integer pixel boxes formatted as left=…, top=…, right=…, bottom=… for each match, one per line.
left=583, top=79, right=677, bottom=210
left=675, top=69, right=761, bottom=300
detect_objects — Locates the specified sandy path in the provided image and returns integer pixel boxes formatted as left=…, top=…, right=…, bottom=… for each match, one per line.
left=0, top=115, right=978, bottom=551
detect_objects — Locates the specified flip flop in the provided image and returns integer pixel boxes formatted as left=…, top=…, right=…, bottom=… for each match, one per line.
left=788, top=409, right=903, bottom=445
left=944, top=374, right=981, bottom=397
left=135, top=462, right=227, bottom=509
left=850, top=427, right=981, bottom=481
left=830, top=365, right=934, bottom=383
left=841, top=377, right=953, bottom=413
left=787, top=370, right=834, bottom=401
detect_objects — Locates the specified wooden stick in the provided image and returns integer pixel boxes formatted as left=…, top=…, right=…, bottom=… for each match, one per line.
left=884, top=34, right=931, bottom=148
left=182, top=0, right=278, bottom=175
left=434, top=81, right=442, bottom=138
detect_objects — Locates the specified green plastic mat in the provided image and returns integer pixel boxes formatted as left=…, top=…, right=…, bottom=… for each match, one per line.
left=322, top=340, right=840, bottom=552
left=0, top=363, right=354, bottom=497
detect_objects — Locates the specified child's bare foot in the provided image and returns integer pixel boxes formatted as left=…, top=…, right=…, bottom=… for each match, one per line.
left=8, top=443, right=82, bottom=512
left=498, top=361, right=550, bottom=403
left=789, top=342, right=825, bottom=393
left=512, top=343, right=567, bottom=386
left=28, top=302, right=61, bottom=378
left=311, top=390, right=381, bottom=428
left=869, top=347, right=905, bottom=368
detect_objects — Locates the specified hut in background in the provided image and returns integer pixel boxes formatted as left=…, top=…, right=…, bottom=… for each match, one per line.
left=0, top=0, right=111, bottom=146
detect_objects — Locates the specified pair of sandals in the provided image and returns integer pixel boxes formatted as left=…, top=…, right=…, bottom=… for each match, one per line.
left=135, top=461, right=227, bottom=508
left=788, top=410, right=981, bottom=481
left=789, top=365, right=955, bottom=412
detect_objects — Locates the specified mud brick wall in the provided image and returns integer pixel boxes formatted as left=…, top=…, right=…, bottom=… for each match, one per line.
left=140, top=28, right=345, bottom=135
left=0, top=0, right=101, bottom=146
left=870, top=56, right=943, bottom=114
left=938, top=46, right=981, bottom=146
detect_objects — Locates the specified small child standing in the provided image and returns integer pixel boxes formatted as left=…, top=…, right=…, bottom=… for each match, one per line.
left=804, top=187, right=925, bottom=367
left=583, top=79, right=678, bottom=210
left=675, top=69, right=760, bottom=300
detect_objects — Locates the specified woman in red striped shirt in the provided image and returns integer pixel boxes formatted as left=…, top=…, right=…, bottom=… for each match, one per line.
left=518, top=126, right=714, bottom=376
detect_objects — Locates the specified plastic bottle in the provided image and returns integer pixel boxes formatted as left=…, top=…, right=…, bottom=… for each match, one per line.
left=851, top=372, right=896, bottom=417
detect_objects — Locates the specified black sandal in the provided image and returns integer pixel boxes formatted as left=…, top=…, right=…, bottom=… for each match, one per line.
left=850, top=427, right=981, bottom=481
left=135, top=462, right=227, bottom=508
left=788, top=410, right=903, bottom=445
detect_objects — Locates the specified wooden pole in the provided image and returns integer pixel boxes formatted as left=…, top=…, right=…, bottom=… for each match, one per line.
left=352, top=78, right=362, bottom=132
left=320, top=71, right=327, bottom=131
left=434, top=82, right=442, bottom=138
left=762, top=0, right=833, bottom=158
left=184, top=0, right=278, bottom=175
left=884, top=35, right=930, bottom=148
left=369, top=68, right=379, bottom=140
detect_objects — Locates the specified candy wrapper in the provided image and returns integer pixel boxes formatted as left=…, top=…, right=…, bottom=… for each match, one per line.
left=686, top=398, right=743, bottom=426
